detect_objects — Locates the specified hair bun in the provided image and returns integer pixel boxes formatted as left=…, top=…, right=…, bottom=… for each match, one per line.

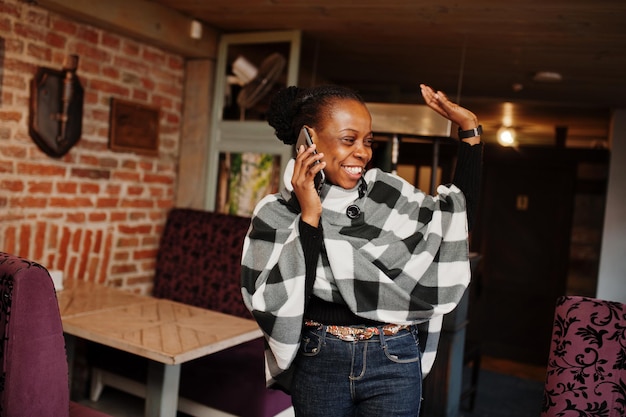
left=266, top=86, right=301, bottom=145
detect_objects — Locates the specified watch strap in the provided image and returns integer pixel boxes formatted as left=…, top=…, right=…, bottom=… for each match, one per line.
left=458, top=125, right=483, bottom=139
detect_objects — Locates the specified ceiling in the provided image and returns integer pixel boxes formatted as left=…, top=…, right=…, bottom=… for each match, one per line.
left=150, top=0, right=626, bottom=148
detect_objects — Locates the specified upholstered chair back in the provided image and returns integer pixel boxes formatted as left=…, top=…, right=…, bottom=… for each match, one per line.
left=0, top=252, right=111, bottom=417
left=542, top=295, right=626, bottom=416
left=152, top=208, right=252, bottom=318
left=0, top=252, right=71, bottom=416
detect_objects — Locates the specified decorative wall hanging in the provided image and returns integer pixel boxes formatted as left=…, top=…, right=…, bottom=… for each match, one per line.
left=29, top=55, right=83, bottom=158
left=109, top=98, right=160, bottom=155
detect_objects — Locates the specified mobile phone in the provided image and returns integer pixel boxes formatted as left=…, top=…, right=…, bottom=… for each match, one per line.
left=296, top=126, right=325, bottom=194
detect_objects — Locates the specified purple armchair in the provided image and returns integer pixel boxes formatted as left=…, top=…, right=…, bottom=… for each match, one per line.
left=542, top=295, right=626, bottom=417
left=0, top=251, right=111, bottom=417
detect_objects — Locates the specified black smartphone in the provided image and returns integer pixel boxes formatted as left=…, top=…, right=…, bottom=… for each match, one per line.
left=296, top=126, right=325, bottom=194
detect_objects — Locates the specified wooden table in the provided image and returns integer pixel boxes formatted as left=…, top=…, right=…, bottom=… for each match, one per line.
left=58, top=281, right=263, bottom=417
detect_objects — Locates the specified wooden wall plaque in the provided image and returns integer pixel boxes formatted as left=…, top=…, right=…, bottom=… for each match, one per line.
left=109, top=98, right=160, bottom=155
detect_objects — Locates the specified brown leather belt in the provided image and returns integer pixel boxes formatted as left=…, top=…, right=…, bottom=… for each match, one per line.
left=304, top=320, right=410, bottom=342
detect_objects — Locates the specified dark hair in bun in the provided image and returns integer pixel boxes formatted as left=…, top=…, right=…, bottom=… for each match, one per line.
left=266, top=85, right=365, bottom=145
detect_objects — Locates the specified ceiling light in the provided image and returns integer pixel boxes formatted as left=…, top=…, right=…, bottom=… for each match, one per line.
left=533, top=71, right=563, bottom=82
left=497, top=126, right=517, bottom=147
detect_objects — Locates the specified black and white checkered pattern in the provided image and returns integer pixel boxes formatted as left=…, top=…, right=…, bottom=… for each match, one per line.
left=241, top=162, right=470, bottom=388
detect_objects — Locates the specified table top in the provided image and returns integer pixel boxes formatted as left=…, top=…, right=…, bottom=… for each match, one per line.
left=58, top=281, right=263, bottom=365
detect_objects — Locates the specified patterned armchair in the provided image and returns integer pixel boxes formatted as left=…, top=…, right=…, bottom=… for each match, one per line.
left=0, top=251, right=111, bottom=417
left=542, top=295, right=626, bottom=417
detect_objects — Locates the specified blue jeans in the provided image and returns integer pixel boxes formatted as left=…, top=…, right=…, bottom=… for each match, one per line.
left=291, top=325, right=422, bottom=417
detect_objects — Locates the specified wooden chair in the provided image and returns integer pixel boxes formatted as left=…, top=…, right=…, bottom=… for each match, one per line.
left=0, top=251, right=112, bottom=417
left=542, top=295, right=626, bottom=416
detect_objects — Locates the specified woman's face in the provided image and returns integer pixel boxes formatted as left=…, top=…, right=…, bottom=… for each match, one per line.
left=309, top=99, right=374, bottom=190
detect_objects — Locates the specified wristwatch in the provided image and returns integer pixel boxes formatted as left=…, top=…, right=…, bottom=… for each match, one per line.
left=458, top=125, right=483, bottom=139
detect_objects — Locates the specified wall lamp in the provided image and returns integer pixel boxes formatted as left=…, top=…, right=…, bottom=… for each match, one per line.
left=497, top=126, right=517, bottom=147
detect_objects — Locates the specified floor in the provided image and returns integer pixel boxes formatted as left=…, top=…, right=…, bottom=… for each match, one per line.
left=76, top=356, right=546, bottom=417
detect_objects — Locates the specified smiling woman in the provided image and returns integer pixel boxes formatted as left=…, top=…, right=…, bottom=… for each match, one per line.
left=241, top=83, right=484, bottom=417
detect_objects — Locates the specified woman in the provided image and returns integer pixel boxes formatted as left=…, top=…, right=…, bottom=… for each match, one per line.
left=241, top=83, right=482, bottom=416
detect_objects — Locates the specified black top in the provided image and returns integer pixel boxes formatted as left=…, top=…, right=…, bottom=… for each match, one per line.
left=300, top=141, right=483, bottom=325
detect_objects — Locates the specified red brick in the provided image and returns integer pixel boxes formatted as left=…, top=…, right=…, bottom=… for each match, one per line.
left=112, top=171, right=140, bottom=182
left=133, top=249, right=157, bottom=260
left=128, top=185, right=144, bottom=195
left=102, top=66, right=119, bottom=79
left=88, top=257, right=99, bottom=281
left=74, top=42, right=111, bottom=63
left=0, top=16, right=11, bottom=32
left=118, top=224, right=151, bottom=234
left=71, top=167, right=110, bottom=180
left=11, top=196, right=47, bottom=208
left=114, top=251, right=130, bottom=261
left=88, top=212, right=107, bottom=222
left=98, top=233, right=113, bottom=283
left=26, top=9, right=49, bottom=26
left=102, top=33, right=121, bottom=49
left=117, top=237, right=139, bottom=248
left=3, top=73, right=27, bottom=89
left=27, top=43, right=52, bottom=61
left=3, top=226, right=16, bottom=255
left=106, top=184, right=121, bottom=195
left=110, top=212, right=127, bottom=222
left=114, top=56, right=149, bottom=74
left=80, top=183, right=100, bottom=194
left=19, top=223, right=31, bottom=258
left=89, top=79, right=129, bottom=96
left=132, top=89, right=148, bottom=101
left=45, top=31, right=66, bottom=48
left=28, top=181, right=53, bottom=193
left=34, top=221, right=46, bottom=260
left=129, top=212, right=146, bottom=221
left=18, top=162, right=66, bottom=176
left=49, top=197, right=93, bottom=208
left=77, top=26, right=99, bottom=44
left=57, top=182, right=78, bottom=193
left=0, top=110, right=22, bottom=122
left=97, top=197, right=118, bottom=208
left=122, top=40, right=140, bottom=56
left=57, top=227, right=70, bottom=269
left=78, top=58, right=100, bottom=75
left=99, top=157, right=118, bottom=168
left=1, top=179, right=24, bottom=192
left=143, top=173, right=174, bottom=184
left=121, top=160, right=138, bottom=170
left=66, top=212, right=86, bottom=223
left=120, top=199, right=153, bottom=209
left=14, top=22, right=45, bottom=42
left=168, top=56, right=184, bottom=71
left=51, top=18, right=77, bottom=35
left=79, top=154, right=99, bottom=166
left=0, top=2, right=20, bottom=18
left=111, top=263, right=137, bottom=274
left=72, top=229, right=82, bottom=252
left=93, top=229, right=103, bottom=253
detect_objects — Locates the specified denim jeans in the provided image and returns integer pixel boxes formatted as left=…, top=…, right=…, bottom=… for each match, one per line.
left=291, top=324, right=422, bottom=417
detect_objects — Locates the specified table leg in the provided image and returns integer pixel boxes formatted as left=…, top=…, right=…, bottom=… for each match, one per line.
left=145, top=361, right=181, bottom=417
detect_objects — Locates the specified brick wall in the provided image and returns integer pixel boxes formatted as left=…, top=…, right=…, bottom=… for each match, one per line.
left=0, top=0, right=184, bottom=293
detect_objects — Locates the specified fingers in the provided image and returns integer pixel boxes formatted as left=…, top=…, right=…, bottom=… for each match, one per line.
left=420, top=83, right=478, bottom=128
left=293, top=144, right=325, bottom=191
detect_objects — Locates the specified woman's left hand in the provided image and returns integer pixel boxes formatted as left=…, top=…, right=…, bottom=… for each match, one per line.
left=420, top=84, right=479, bottom=133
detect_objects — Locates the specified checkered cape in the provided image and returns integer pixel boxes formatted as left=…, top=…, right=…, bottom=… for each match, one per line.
left=241, top=161, right=471, bottom=387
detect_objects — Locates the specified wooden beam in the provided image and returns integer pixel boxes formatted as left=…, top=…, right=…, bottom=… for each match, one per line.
left=36, top=0, right=218, bottom=58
